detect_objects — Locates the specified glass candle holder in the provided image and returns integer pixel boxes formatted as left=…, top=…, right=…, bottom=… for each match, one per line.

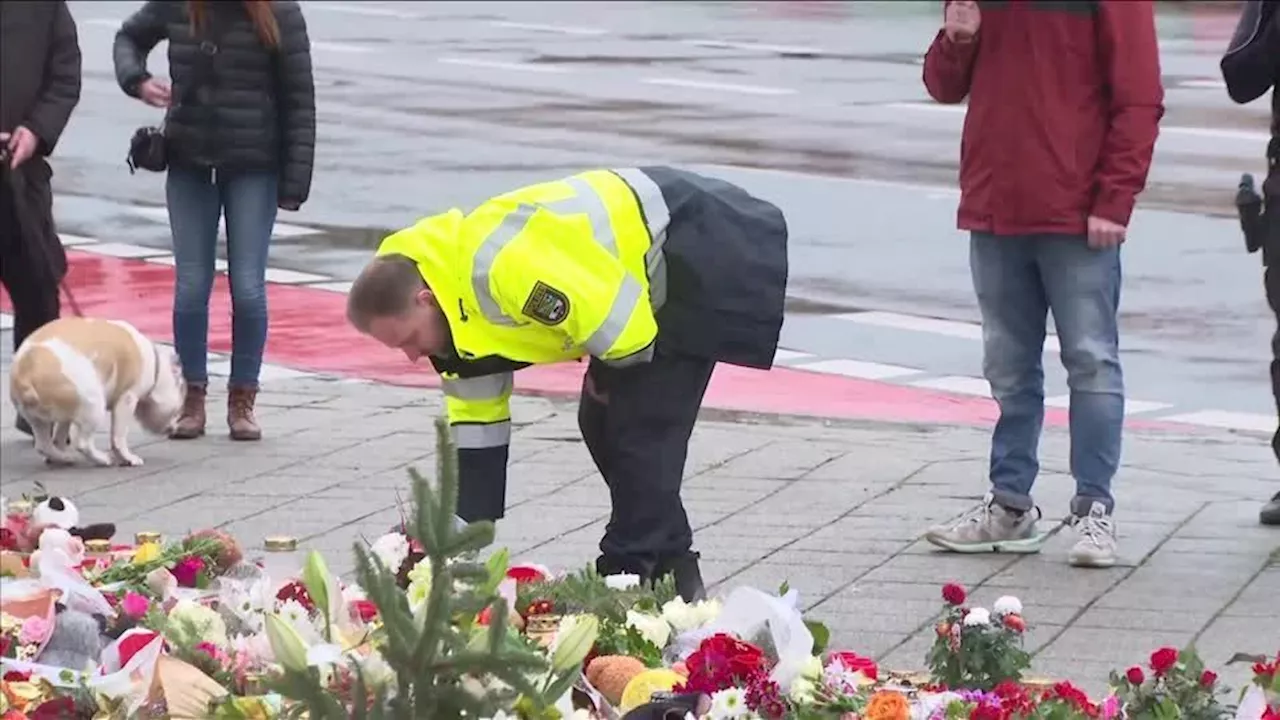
left=260, top=535, right=300, bottom=588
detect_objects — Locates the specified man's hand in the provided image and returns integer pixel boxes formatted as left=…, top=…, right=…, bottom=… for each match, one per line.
left=138, top=78, right=172, bottom=108
left=1087, top=215, right=1127, bottom=249
left=0, top=127, right=40, bottom=169
left=944, top=0, right=981, bottom=44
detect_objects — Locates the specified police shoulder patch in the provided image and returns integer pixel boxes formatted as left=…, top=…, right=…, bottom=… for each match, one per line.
left=522, top=281, right=570, bottom=326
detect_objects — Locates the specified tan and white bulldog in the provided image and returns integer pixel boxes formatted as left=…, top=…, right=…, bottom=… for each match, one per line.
left=9, top=318, right=185, bottom=467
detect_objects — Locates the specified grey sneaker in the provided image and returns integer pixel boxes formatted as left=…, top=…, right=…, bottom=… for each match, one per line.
left=925, top=494, right=1043, bottom=553
left=1068, top=502, right=1118, bottom=568
left=1259, top=491, right=1280, bottom=526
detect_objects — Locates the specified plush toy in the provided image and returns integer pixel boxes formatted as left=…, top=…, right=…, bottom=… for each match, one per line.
left=38, top=605, right=107, bottom=672
left=32, top=496, right=116, bottom=543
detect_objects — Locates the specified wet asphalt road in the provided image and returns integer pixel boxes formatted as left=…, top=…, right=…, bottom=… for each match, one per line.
left=45, top=1, right=1276, bottom=419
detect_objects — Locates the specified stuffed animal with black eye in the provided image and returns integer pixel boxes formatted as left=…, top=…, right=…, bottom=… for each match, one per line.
left=32, top=496, right=116, bottom=543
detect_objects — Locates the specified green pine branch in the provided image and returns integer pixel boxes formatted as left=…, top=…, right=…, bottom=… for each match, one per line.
left=268, top=417, right=573, bottom=719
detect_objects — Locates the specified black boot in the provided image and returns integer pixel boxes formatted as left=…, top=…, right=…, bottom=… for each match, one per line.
left=654, top=552, right=706, bottom=603
left=1262, top=491, right=1280, bottom=526
left=15, top=415, right=32, bottom=437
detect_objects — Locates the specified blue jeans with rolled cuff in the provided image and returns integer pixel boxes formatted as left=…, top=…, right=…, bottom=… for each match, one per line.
left=970, top=232, right=1124, bottom=517
left=166, top=165, right=278, bottom=388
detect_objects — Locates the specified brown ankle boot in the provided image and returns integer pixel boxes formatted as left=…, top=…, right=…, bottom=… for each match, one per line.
left=228, top=385, right=262, bottom=441
left=170, top=384, right=207, bottom=440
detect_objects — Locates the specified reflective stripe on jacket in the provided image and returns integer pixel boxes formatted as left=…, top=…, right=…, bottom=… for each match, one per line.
left=376, top=167, right=674, bottom=451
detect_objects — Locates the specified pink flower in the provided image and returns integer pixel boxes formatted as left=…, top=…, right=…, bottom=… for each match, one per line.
left=121, top=592, right=150, bottom=619
left=171, top=556, right=207, bottom=588
left=18, top=615, right=52, bottom=644
left=194, top=641, right=228, bottom=666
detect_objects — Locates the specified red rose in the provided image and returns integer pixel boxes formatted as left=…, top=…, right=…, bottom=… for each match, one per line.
left=276, top=581, right=316, bottom=613
left=2, top=670, right=31, bottom=682
left=505, top=565, right=550, bottom=584
left=1003, top=614, right=1026, bottom=633
left=1199, top=670, right=1218, bottom=688
left=350, top=600, right=378, bottom=623
left=0, top=635, right=10, bottom=657
left=171, top=556, right=207, bottom=588
left=1261, top=706, right=1279, bottom=720
left=117, top=631, right=161, bottom=667
left=0, top=527, right=16, bottom=551
left=941, top=582, right=967, bottom=606
left=1125, top=666, right=1145, bottom=685
left=828, top=651, right=879, bottom=681
left=1149, top=647, right=1179, bottom=676
left=30, top=696, right=78, bottom=720
left=475, top=606, right=492, bottom=626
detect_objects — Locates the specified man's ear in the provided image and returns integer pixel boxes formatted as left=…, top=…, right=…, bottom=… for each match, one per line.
left=413, top=287, right=436, bottom=309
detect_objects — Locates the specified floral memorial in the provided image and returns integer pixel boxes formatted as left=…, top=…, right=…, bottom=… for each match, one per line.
left=1, top=420, right=1277, bottom=720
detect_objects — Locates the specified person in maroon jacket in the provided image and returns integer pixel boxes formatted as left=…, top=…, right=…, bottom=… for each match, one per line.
left=920, top=0, right=1164, bottom=567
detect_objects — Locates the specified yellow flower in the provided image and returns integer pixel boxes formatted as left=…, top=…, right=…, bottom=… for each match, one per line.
left=132, top=542, right=161, bottom=565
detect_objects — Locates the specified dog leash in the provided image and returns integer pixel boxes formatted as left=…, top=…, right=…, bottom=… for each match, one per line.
left=0, top=145, right=84, bottom=318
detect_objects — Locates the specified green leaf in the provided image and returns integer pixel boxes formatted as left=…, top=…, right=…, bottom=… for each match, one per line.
left=805, top=620, right=830, bottom=655
left=778, top=580, right=791, bottom=596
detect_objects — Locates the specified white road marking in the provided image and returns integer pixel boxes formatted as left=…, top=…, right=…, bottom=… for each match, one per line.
left=0, top=313, right=12, bottom=332
left=684, top=39, right=823, bottom=56
left=78, top=242, right=168, bottom=259
left=698, top=164, right=960, bottom=197
left=883, top=102, right=1268, bottom=142
left=772, top=349, right=815, bottom=364
left=124, top=206, right=321, bottom=238
left=60, top=234, right=99, bottom=246
left=1045, top=395, right=1172, bottom=415
left=304, top=4, right=419, bottom=19
left=1179, top=79, right=1226, bottom=90
left=641, top=77, right=796, bottom=96
left=263, top=268, right=333, bottom=285
left=834, top=310, right=1062, bottom=353
left=437, top=57, right=571, bottom=74
left=909, top=375, right=990, bottom=397
left=143, top=255, right=229, bottom=272
left=490, top=20, right=608, bottom=36
left=311, top=281, right=354, bottom=294
left=311, top=41, right=373, bottom=55
left=792, top=358, right=923, bottom=380
left=1162, top=410, right=1275, bottom=433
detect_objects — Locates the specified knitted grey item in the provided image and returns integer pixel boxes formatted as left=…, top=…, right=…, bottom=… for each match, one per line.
left=38, top=608, right=105, bottom=672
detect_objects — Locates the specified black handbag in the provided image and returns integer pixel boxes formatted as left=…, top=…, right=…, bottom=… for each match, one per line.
left=126, top=121, right=167, bottom=174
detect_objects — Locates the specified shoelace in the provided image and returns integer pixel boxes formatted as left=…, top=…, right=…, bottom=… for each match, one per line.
left=1074, top=514, right=1114, bottom=546
left=955, top=503, right=992, bottom=527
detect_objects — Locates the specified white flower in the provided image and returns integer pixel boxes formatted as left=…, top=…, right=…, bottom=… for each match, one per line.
left=168, top=599, right=229, bottom=647
left=963, top=607, right=992, bottom=627
left=662, top=596, right=722, bottom=633
left=405, top=557, right=433, bottom=612
left=369, top=533, right=410, bottom=572
left=625, top=610, right=671, bottom=648
left=992, top=595, right=1023, bottom=617
left=341, top=583, right=367, bottom=603
left=708, top=687, right=750, bottom=720
left=276, top=599, right=310, bottom=626
left=790, top=658, right=823, bottom=704
left=604, top=573, right=641, bottom=590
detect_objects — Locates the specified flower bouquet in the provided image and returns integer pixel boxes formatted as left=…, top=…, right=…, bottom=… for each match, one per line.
left=927, top=583, right=1032, bottom=692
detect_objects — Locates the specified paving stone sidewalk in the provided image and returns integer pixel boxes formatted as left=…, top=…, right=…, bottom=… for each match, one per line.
left=2, top=368, right=1277, bottom=696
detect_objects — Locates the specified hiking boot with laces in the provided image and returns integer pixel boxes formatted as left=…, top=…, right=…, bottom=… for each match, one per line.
left=228, top=385, right=261, bottom=441
left=1068, top=501, right=1118, bottom=568
left=169, top=383, right=207, bottom=440
left=925, top=493, right=1043, bottom=553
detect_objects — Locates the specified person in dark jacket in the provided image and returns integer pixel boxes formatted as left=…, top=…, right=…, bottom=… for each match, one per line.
left=921, top=0, right=1165, bottom=567
left=113, top=0, right=316, bottom=442
left=344, top=167, right=789, bottom=601
left=0, top=0, right=82, bottom=436
left=1221, top=0, right=1280, bottom=526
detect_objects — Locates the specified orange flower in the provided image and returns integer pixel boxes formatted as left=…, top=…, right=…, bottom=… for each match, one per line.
left=865, top=690, right=911, bottom=720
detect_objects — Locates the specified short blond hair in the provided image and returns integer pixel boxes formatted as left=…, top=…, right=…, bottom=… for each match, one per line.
left=346, top=254, right=427, bottom=332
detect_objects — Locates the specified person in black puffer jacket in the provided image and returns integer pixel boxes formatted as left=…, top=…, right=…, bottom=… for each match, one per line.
left=1221, top=0, right=1280, bottom=526
left=113, top=0, right=315, bottom=443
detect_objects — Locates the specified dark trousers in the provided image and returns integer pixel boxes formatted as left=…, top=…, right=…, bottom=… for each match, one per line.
left=0, top=186, right=59, bottom=352
left=577, top=351, right=715, bottom=577
left=1268, top=266, right=1280, bottom=465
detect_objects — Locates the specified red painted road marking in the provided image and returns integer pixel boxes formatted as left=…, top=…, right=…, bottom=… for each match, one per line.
left=2, top=250, right=1181, bottom=429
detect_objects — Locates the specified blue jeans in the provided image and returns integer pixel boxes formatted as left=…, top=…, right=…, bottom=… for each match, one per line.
left=970, top=232, right=1124, bottom=516
left=165, top=165, right=278, bottom=388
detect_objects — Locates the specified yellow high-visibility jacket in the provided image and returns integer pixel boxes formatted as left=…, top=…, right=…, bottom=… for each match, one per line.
left=376, top=168, right=672, bottom=460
